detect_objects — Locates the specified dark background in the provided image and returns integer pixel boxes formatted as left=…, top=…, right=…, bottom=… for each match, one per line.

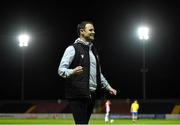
left=0, top=0, right=179, bottom=100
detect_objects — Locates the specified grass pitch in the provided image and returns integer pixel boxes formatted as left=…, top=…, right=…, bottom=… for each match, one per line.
left=0, top=119, right=180, bottom=124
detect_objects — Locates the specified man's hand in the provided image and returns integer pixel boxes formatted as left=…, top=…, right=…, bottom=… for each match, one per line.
left=73, top=66, right=83, bottom=75
left=109, top=87, right=117, bottom=96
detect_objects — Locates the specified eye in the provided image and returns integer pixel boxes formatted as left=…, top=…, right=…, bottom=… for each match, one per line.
left=89, top=29, right=94, bottom=32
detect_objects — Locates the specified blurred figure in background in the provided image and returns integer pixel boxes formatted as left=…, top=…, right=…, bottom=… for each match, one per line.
left=130, top=100, right=139, bottom=122
left=104, top=100, right=111, bottom=122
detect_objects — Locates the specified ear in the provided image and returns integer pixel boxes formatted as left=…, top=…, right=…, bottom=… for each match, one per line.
left=80, top=29, right=84, bottom=33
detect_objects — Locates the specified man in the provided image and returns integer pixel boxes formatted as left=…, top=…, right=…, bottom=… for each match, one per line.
left=58, top=21, right=117, bottom=124
left=130, top=100, right=139, bottom=122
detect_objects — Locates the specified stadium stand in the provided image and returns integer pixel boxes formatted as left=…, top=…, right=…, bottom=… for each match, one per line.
left=0, top=102, right=32, bottom=113
left=0, top=99, right=179, bottom=114
left=139, top=102, right=174, bottom=114
left=171, top=105, right=180, bottom=114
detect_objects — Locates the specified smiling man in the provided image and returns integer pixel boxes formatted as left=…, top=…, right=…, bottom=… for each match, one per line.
left=58, top=21, right=117, bottom=125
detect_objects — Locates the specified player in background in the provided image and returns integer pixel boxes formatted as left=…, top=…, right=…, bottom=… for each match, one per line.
left=130, top=100, right=139, bottom=122
left=104, top=100, right=111, bottom=122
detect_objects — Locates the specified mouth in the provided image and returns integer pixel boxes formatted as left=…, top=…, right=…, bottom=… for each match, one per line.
left=90, top=34, right=95, bottom=37
left=90, top=35, right=94, bottom=39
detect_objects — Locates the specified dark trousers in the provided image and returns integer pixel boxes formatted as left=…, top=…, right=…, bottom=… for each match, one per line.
left=68, top=92, right=96, bottom=125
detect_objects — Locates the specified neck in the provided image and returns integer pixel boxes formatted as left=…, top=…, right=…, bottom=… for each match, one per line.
left=80, top=37, right=92, bottom=43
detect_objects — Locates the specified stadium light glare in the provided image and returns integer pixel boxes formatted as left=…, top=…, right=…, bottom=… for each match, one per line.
left=137, top=26, right=150, bottom=100
left=138, top=26, right=149, bottom=40
left=18, top=34, right=30, bottom=47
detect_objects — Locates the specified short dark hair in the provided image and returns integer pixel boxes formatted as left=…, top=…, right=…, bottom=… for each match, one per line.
left=77, top=21, right=93, bottom=36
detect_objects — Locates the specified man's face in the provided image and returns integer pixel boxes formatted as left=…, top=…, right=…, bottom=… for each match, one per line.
left=81, top=23, right=95, bottom=42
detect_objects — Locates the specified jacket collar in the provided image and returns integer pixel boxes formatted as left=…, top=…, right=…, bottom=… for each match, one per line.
left=74, top=38, right=93, bottom=48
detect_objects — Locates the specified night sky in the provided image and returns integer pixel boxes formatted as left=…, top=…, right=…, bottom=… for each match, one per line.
left=0, top=0, right=179, bottom=100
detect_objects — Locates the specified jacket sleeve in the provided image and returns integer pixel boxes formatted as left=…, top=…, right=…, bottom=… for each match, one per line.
left=58, top=46, right=75, bottom=78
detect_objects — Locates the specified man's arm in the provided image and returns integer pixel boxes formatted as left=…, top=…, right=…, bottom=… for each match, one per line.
left=58, top=46, right=75, bottom=78
left=101, top=73, right=110, bottom=89
left=58, top=46, right=84, bottom=78
left=101, top=74, right=117, bottom=95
